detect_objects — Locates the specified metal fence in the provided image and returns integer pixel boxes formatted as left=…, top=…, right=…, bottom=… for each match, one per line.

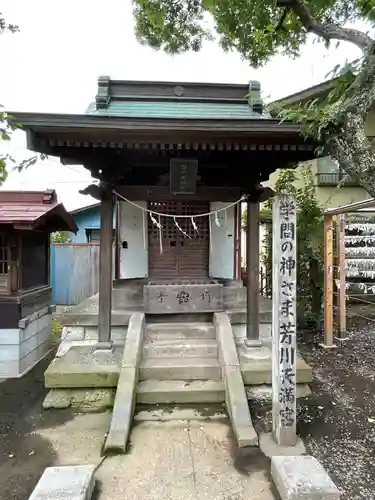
left=50, top=243, right=100, bottom=305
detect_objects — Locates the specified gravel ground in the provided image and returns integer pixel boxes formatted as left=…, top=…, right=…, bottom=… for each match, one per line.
left=251, top=313, right=375, bottom=500
left=0, top=350, right=76, bottom=500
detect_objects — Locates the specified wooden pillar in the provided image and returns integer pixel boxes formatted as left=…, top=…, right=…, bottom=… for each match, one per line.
left=272, top=194, right=297, bottom=446
left=97, top=195, right=114, bottom=347
left=336, top=214, right=346, bottom=337
left=246, top=200, right=260, bottom=341
left=114, top=197, right=120, bottom=280
left=323, top=214, right=334, bottom=347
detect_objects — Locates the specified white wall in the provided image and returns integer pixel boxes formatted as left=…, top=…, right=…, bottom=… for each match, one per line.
left=0, top=307, right=52, bottom=378
left=119, top=201, right=148, bottom=279
left=209, top=202, right=235, bottom=279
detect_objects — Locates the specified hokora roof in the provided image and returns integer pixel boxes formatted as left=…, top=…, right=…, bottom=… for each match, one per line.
left=0, top=189, right=78, bottom=233
left=7, top=77, right=316, bottom=160
left=84, top=76, right=268, bottom=120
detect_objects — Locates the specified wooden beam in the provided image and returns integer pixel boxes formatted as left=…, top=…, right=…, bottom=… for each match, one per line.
left=97, top=196, right=114, bottom=347
left=323, top=214, right=334, bottom=347
left=246, top=201, right=260, bottom=341
left=115, top=186, right=243, bottom=202
left=336, top=214, right=346, bottom=338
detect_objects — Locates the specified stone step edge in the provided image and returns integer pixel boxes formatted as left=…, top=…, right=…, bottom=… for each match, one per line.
left=137, top=380, right=225, bottom=403
left=146, top=322, right=214, bottom=327
left=140, top=357, right=221, bottom=368
left=144, top=333, right=216, bottom=340
left=142, top=339, right=218, bottom=358
left=137, top=379, right=225, bottom=392
left=143, top=338, right=218, bottom=346
left=134, top=404, right=227, bottom=421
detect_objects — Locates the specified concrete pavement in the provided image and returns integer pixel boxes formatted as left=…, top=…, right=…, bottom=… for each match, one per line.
left=35, top=413, right=276, bottom=500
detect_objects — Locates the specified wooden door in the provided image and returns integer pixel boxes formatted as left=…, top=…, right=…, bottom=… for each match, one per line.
left=178, top=201, right=209, bottom=278
left=0, top=233, right=9, bottom=294
left=148, top=201, right=209, bottom=279
left=148, top=201, right=179, bottom=279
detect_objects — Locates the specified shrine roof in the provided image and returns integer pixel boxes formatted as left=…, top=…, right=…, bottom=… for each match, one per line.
left=85, top=99, right=268, bottom=120
left=8, top=77, right=317, bottom=158
left=85, top=76, right=267, bottom=121
left=0, top=189, right=78, bottom=233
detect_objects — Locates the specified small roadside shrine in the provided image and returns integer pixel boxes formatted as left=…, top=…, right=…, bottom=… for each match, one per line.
left=10, top=77, right=315, bottom=455
left=10, top=76, right=315, bottom=342
left=0, top=189, right=77, bottom=378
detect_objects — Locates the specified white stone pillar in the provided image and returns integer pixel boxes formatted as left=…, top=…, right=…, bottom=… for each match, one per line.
left=272, top=194, right=297, bottom=446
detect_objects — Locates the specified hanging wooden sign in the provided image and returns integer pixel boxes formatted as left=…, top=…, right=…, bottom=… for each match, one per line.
left=170, top=158, right=198, bottom=194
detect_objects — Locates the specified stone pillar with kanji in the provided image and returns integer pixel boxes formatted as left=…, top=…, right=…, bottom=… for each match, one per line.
left=272, top=194, right=297, bottom=447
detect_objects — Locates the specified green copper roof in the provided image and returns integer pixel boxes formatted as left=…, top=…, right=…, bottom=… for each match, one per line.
left=83, top=77, right=267, bottom=121
left=85, top=100, right=267, bottom=120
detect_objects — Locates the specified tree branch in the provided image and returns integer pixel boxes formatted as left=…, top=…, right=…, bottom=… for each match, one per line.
left=276, top=0, right=374, bottom=50
left=274, top=7, right=291, bottom=32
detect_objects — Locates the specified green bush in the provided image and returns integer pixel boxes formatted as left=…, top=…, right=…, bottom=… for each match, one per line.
left=243, top=166, right=324, bottom=327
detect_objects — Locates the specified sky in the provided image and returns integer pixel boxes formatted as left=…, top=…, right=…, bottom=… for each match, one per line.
left=0, top=0, right=364, bottom=210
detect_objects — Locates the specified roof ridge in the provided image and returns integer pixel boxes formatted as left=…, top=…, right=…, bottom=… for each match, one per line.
left=94, top=76, right=264, bottom=115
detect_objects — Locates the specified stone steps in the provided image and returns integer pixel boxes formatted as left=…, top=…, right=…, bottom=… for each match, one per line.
left=145, top=322, right=215, bottom=340
left=139, top=357, right=222, bottom=381
left=137, top=380, right=225, bottom=404
left=146, top=313, right=213, bottom=323
left=138, top=320, right=222, bottom=406
left=143, top=338, right=218, bottom=358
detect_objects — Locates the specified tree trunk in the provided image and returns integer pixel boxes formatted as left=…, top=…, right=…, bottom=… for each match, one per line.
left=319, top=46, right=375, bottom=196
left=327, top=117, right=375, bottom=197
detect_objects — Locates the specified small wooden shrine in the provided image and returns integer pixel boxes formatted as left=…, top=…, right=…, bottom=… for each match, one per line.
left=0, top=189, right=77, bottom=377
left=9, top=77, right=318, bottom=457
left=11, top=76, right=316, bottom=345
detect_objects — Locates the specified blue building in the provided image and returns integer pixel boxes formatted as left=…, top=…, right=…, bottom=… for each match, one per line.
left=69, top=203, right=116, bottom=243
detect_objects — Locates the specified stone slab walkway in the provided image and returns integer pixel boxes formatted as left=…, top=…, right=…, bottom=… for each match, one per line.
left=35, top=415, right=276, bottom=500
left=96, top=420, right=275, bottom=500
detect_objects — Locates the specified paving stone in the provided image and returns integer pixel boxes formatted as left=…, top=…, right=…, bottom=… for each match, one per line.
left=271, top=455, right=340, bottom=500
left=44, top=345, right=122, bottom=388
left=43, top=388, right=115, bottom=411
left=28, top=464, right=97, bottom=500
left=246, top=384, right=311, bottom=402
left=241, top=355, right=312, bottom=385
